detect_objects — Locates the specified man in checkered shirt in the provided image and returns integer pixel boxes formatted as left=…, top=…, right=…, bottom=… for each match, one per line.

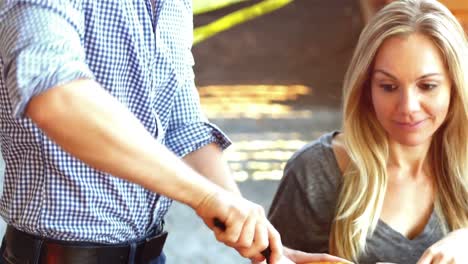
left=0, top=0, right=352, bottom=263
left=0, top=0, right=289, bottom=263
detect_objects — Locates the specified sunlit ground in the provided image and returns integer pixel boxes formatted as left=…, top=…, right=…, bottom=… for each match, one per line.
left=199, top=84, right=312, bottom=119
left=199, top=85, right=341, bottom=182
left=225, top=134, right=307, bottom=182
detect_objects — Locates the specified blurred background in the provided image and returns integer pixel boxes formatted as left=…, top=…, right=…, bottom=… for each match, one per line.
left=0, top=0, right=466, bottom=263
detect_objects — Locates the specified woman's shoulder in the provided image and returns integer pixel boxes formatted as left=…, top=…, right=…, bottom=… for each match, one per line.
left=269, top=131, right=346, bottom=247
left=284, top=131, right=345, bottom=190
left=330, top=132, right=350, bottom=175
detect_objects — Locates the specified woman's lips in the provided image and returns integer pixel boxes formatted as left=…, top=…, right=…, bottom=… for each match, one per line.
left=393, top=119, right=427, bottom=131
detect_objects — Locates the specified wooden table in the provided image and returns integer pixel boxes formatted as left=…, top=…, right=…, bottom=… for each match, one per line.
left=440, top=0, right=468, bottom=31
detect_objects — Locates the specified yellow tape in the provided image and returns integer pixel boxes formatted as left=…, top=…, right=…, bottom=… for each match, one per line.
left=193, top=0, right=294, bottom=45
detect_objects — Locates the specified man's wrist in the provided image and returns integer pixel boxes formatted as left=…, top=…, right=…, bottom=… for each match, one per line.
left=187, top=177, right=224, bottom=212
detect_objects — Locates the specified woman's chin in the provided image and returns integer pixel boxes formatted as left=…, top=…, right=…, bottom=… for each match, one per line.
left=390, top=133, right=431, bottom=147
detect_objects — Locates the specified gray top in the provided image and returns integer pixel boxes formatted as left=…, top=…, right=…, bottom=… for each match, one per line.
left=268, top=131, right=445, bottom=264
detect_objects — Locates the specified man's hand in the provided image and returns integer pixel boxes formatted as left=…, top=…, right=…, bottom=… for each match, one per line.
left=194, top=190, right=283, bottom=263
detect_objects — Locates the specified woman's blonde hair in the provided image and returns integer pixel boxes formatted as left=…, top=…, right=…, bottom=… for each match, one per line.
left=330, top=0, right=468, bottom=261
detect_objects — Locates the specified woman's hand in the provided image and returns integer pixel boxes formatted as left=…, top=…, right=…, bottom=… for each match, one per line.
left=416, top=228, right=468, bottom=264
left=252, top=246, right=353, bottom=264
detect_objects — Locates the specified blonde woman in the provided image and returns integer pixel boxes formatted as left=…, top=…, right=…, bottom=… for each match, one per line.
left=268, top=0, right=468, bottom=263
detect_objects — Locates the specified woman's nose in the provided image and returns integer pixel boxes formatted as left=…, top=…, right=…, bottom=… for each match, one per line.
left=398, top=88, right=420, bottom=113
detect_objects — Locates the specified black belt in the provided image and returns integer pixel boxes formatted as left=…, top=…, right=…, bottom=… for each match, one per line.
left=2, top=225, right=167, bottom=264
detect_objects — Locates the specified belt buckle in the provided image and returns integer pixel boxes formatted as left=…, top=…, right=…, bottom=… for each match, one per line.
left=139, top=231, right=168, bottom=263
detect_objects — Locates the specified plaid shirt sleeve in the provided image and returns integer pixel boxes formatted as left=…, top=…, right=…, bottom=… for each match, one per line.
left=0, top=2, right=94, bottom=117
left=164, top=70, right=231, bottom=157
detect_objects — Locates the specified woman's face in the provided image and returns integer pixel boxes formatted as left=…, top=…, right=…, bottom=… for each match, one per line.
left=370, top=33, right=452, bottom=146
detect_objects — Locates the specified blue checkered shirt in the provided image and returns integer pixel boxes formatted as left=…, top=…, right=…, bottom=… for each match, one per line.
left=0, top=0, right=230, bottom=243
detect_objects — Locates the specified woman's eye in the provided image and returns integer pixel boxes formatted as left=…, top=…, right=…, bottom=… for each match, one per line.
left=379, top=84, right=397, bottom=92
left=420, top=83, right=438, bottom=90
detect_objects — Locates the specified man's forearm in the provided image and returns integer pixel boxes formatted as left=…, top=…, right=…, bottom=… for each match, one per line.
left=25, top=79, right=223, bottom=209
left=183, top=143, right=241, bottom=195
left=25, top=79, right=291, bottom=262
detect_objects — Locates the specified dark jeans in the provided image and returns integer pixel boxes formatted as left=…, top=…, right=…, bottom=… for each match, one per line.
left=145, top=252, right=166, bottom=264
left=0, top=229, right=167, bottom=264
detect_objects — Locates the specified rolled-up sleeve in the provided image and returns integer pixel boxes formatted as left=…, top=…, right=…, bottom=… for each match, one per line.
left=165, top=76, right=231, bottom=157
left=0, top=2, right=94, bottom=117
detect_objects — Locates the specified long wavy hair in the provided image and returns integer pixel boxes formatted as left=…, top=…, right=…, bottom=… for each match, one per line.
left=329, top=0, right=468, bottom=261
